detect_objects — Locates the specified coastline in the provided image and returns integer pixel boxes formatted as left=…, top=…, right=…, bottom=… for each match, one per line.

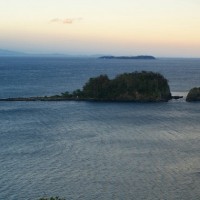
left=0, top=95, right=183, bottom=102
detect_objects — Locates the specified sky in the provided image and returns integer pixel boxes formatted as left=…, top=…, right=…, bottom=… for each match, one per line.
left=0, top=0, right=200, bottom=57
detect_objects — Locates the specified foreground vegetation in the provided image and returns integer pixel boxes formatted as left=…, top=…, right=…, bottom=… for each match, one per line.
left=186, top=87, right=200, bottom=102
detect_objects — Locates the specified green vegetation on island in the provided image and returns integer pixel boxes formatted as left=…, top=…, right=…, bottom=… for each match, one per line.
left=58, top=71, right=172, bottom=102
left=83, top=72, right=170, bottom=101
left=186, top=87, right=200, bottom=102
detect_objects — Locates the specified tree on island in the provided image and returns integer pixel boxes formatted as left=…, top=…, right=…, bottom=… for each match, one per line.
left=60, top=71, right=172, bottom=102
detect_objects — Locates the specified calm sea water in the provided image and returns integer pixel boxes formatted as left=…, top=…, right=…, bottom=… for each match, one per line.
left=0, top=57, right=200, bottom=200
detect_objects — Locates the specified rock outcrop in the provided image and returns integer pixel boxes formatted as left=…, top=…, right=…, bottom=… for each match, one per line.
left=186, top=87, right=200, bottom=102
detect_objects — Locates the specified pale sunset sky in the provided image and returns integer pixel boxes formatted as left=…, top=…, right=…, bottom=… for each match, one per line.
left=0, top=0, right=200, bottom=57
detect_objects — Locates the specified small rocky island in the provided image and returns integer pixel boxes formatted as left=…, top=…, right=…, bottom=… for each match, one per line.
left=0, top=71, right=174, bottom=102
left=74, top=71, right=172, bottom=102
left=186, top=87, right=200, bottom=102
left=99, top=55, right=156, bottom=60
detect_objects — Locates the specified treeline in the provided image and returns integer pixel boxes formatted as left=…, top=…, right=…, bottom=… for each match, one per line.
left=60, top=71, right=172, bottom=102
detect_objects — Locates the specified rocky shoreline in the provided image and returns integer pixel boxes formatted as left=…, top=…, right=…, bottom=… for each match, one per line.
left=0, top=95, right=183, bottom=102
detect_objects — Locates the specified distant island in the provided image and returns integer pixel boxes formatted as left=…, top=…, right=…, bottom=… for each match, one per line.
left=99, top=55, right=156, bottom=60
left=0, top=71, right=177, bottom=102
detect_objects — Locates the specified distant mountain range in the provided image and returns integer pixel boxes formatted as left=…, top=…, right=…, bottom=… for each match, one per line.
left=0, top=49, right=71, bottom=57
left=0, top=49, right=28, bottom=56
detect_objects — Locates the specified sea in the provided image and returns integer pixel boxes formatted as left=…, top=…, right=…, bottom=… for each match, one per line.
left=0, top=57, right=200, bottom=200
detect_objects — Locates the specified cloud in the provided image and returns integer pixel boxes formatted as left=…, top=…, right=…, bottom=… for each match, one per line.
left=50, top=18, right=82, bottom=24
left=50, top=18, right=61, bottom=23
